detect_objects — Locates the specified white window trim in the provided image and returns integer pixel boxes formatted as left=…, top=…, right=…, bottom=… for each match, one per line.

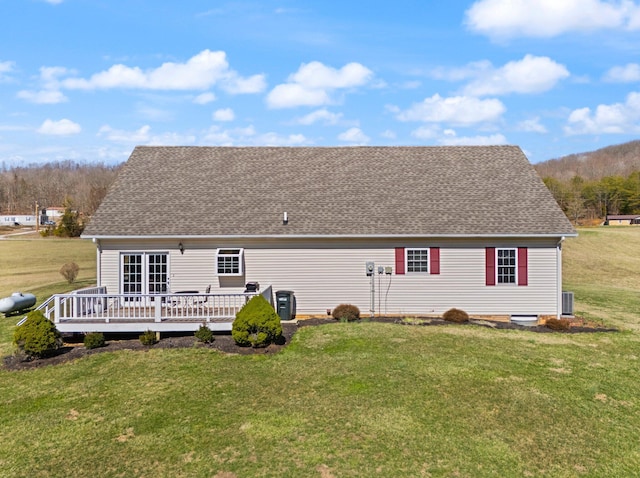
left=496, top=247, right=517, bottom=285
left=216, top=248, right=244, bottom=276
left=405, top=247, right=429, bottom=274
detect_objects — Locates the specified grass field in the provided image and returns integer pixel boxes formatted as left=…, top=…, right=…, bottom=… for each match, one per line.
left=563, top=226, right=640, bottom=331
left=0, top=229, right=639, bottom=477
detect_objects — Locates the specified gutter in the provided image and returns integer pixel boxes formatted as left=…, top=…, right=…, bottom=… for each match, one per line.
left=81, top=232, right=579, bottom=241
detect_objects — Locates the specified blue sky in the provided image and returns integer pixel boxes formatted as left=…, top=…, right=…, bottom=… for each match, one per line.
left=2, top=0, right=640, bottom=165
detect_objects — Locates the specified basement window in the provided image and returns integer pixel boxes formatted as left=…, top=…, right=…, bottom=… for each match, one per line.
left=216, top=248, right=244, bottom=276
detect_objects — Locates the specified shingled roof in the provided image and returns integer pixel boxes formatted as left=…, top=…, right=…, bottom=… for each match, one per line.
left=82, top=146, right=576, bottom=238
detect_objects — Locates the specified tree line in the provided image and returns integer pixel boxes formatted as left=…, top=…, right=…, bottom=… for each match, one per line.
left=0, top=161, right=121, bottom=217
left=542, top=172, right=640, bottom=223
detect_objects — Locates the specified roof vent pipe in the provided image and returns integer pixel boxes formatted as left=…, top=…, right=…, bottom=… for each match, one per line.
left=283, top=212, right=288, bottom=225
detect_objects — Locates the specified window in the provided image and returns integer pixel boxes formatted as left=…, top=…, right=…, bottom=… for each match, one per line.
left=395, top=247, right=440, bottom=275
left=216, top=248, right=244, bottom=276
left=496, top=248, right=516, bottom=284
left=406, top=248, right=429, bottom=273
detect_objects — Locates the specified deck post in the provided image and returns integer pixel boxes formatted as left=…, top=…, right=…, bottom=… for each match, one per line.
left=154, top=296, right=162, bottom=322
left=54, top=295, right=60, bottom=324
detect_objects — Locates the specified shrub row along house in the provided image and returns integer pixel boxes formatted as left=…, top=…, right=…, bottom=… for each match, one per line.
left=42, top=146, right=576, bottom=333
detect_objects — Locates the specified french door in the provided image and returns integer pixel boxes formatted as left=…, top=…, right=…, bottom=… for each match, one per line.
left=121, top=253, right=169, bottom=302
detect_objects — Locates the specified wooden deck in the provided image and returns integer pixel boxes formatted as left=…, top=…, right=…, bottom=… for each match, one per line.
left=33, top=287, right=272, bottom=333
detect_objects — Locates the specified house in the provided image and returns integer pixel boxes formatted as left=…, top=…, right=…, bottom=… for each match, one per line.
left=42, top=146, right=576, bottom=333
left=0, top=215, right=37, bottom=226
left=606, top=215, right=640, bottom=225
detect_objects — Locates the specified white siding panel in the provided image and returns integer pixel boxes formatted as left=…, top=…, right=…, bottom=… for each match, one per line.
left=95, top=237, right=562, bottom=317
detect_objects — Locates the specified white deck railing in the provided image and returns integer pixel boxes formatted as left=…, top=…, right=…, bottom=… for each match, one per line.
left=24, top=285, right=274, bottom=332
left=43, top=290, right=263, bottom=324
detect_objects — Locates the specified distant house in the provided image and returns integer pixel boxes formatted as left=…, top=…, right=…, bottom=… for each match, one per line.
left=45, top=207, right=65, bottom=219
left=606, top=215, right=640, bottom=225
left=27, top=145, right=571, bottom=333
left=0, top=215, right=37, bottom=226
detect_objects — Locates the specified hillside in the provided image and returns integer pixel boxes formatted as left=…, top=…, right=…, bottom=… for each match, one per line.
left=534, top=140, right=640, bottom=181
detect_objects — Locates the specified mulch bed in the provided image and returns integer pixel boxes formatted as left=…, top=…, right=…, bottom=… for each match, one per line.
left=2, top=317, right=615, bottom=371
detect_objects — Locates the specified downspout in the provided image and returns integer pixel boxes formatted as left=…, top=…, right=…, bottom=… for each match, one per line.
left=93, top=238, right=102, bottom=287
left=556, top=237, right=565, bottom=319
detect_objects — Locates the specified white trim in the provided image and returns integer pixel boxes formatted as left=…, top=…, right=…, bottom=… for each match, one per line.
left=119, top=252, right=170, bottom=296
left=405, top=247, right=429, bottom=274
left=496, top=247, right=517, bottom=285
left=216, top=248, right=244, bottom=276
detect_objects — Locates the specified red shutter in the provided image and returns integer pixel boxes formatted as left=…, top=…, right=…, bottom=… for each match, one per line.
left=485, top=247, right=496, bottom=286
left=430, top=247, right=440, bottom=275
left=395, top=247, right=405, bottom=275
left=518, top=247, right=528, bottom=286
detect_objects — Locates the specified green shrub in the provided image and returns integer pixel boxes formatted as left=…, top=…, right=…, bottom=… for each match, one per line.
left=332, top=304, right=360, bottom=322
left=84, top=332, right=105, bottom=349
left=546, top=318, right=571, bottom=331
left=232, top=295, right=283, bottom=347
left=139, top=330, right=157, bottom=346
left=195, top=324, right=214, bottom=344
left=13, top=310, right=62, bottom=359
left=60, top=262, right=80, bottom=284
left=443, top=308, right=469, bottom=323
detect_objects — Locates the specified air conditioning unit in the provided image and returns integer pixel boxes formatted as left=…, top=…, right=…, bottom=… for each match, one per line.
left=562, top=291, right=574, bottom=316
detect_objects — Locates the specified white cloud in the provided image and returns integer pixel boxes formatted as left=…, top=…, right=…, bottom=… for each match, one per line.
left=604, top=63, right=640, bottom=82
left=0, top=61, right=15, bottom=81
left=465, top=0, right=640, bottom=39
left=98, top=125, right=151, bottom=143
left=221, top=73, right=267, bottom=94
left=338, top=127, right=370, bottom=144
left=462, top=55, right=569, bottom=96
left=396, top=94, right=506, bottom=125
left=411, top=125, right=442, bottom=139
left=295, top=108, right=343, bottom=125
left=213, top=108, right=235, bottom=122
left=266, top=61, right=373, bottom=108
left=98, top=124, right=196, bottom=144
left=267, top=84, right=331, bottom=108
left=517, top=117, right=548, bottom=133
left=290, top=61, right=372, bottom=89
left=256, top=132, right=309, bottom=146
left=60, top=50, right=266, bottom=93
left=380, top=129, right=397, bottom=139
left=44, top=0, right=64, bottom=4
left=437, top=132, right=508, bottom=146
left=17, top=89, right=68, bottom=104
left=410, top=125, right=507, bottom=145
left=202, top=125, right=255, bottom=145
left=201, top=125, right=309, bottom=146
left=193, top=92, right=216, bottom=104
left=37, top=119, right=81, bottom=135
left=564, top=92, right=640, bottom=135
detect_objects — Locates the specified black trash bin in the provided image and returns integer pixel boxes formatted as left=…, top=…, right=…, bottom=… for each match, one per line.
left=275, top=290, right=296, bottom=321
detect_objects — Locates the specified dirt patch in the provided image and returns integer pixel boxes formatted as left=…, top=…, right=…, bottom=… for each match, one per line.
left=2, top=317, right=615, bottom=371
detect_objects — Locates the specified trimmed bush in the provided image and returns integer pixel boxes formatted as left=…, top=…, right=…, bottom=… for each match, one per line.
left=332, top=304, right=360, bottom=322
left=13, top=310, right=62, bottom=358
left=84, top=332, right=105, bottom=349
left=546, top=318, right=571, bottom=331
left=60, top=262, right=80, bottom=284
left=195, top=324, right=214, bottom=344
left=443, top=308, right=469, bottom=323
left=139, top=330, right=157, bottom=346
left=232, top=295, right=283, bottom=347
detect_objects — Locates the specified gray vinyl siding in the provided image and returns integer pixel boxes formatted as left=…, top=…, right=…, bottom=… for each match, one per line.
left=96, top=237, right=561, bottom=317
